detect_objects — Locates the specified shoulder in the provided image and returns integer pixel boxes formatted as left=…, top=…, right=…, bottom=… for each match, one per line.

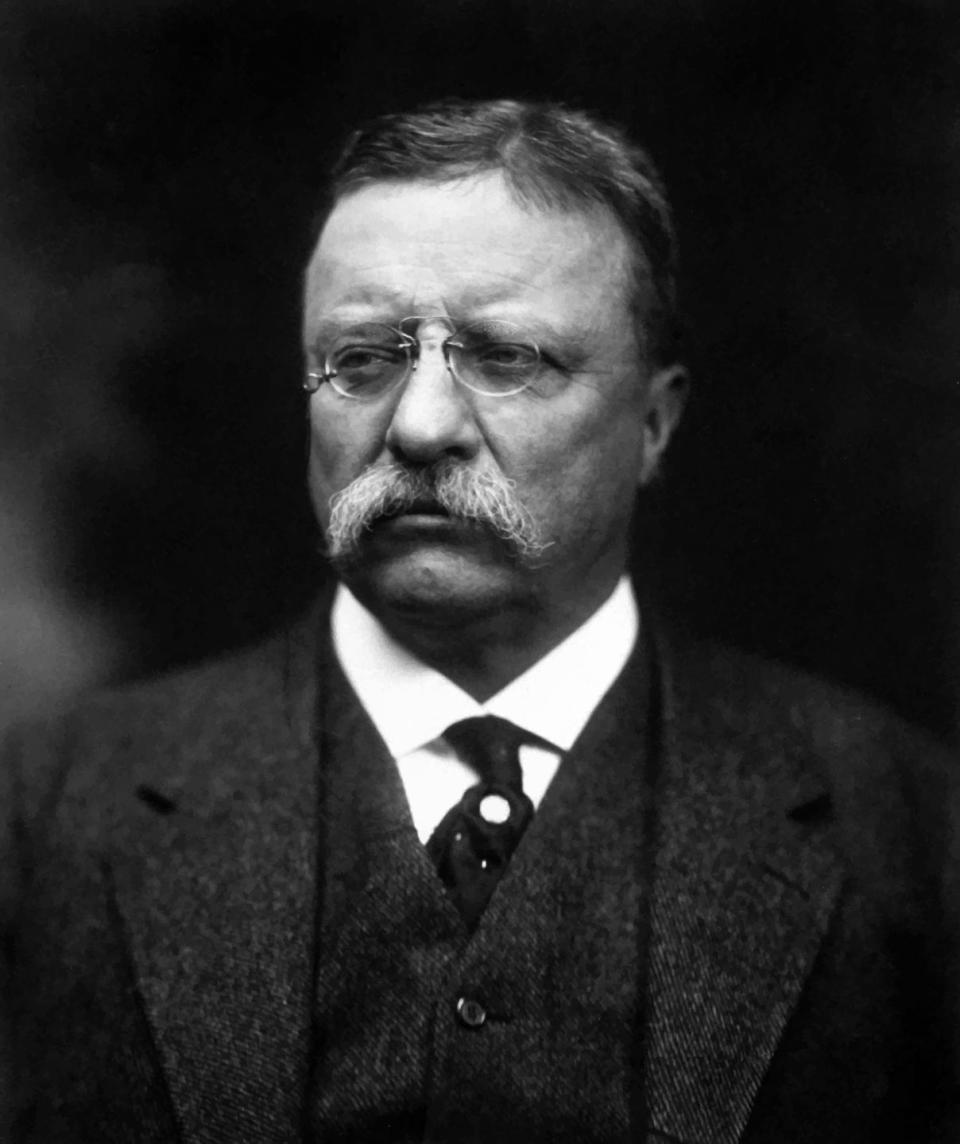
left=667, top=631, right=943, bottom=764
left=664, top=633, right=958, bottom=909
left=677, top=635, right=953, bottom=810
left=3, top=605, right=324, bottom=825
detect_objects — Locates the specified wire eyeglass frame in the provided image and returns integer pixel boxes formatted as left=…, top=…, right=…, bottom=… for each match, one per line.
left=303, top=315, right=545, bottom=400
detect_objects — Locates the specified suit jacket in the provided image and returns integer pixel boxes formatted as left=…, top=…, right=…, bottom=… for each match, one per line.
left=1, top=602, right=958, bottom=1144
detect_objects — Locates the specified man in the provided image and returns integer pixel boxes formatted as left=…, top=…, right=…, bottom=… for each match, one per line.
left=2, top=99, right=958, bottom=1143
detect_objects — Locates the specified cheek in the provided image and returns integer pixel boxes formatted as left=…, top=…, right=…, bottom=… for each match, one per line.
left=307, top=399, right=385, bottom=500
left=306, top=411, right=362, bottom=530
left=509, top=430, right=643, bottom=563
left=507, top=409, right=645, bottom=518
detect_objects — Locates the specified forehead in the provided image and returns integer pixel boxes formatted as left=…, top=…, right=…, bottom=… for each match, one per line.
left=303, top=173, right=636, bottom=330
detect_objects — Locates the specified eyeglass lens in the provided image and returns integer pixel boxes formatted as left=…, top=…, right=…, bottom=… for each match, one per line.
left=323, top=319, right=540, bottom=398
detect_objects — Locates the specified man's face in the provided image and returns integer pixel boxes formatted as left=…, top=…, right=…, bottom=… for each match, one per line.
left=302, top=172, right=684, bottom=629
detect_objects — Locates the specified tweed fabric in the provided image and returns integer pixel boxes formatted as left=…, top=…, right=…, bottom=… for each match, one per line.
left=307, top=627, right=654, bottom=1143
left=2, top=597, right=958, bottom=1142
left=642, top=636, right=959, bottom=1144
left=3, top=611, right=322, bottom=1143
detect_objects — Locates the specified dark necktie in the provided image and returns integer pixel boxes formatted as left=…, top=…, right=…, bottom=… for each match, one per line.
left=426, top=715, right=539, bottom=931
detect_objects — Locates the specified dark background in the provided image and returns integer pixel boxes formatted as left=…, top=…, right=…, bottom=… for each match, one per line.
left=2, top=0, right=958, bottom=737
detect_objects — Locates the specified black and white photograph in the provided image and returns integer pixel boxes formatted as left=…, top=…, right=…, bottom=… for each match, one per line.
left=1, top=2, right=958, bottom=1141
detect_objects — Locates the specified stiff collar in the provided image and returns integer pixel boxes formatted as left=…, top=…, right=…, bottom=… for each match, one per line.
left=331, top=577, right=639, bottom=758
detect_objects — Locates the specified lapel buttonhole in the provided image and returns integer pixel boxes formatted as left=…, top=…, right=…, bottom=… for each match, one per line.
left=757, top=859, right=812, bottom=901
left=787, top=792, right=831, bottom=825
left=135, top=785, right=178, bottom=815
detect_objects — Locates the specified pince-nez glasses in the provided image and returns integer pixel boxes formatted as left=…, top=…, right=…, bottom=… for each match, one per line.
left=303, top=315, right=545, bottom=400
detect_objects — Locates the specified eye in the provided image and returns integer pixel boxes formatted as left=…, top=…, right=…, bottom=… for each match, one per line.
left=474, top=342, right=537, bottom=370
left=326, top=328, right=410, bottom=397
left=334, top=344, right=406, bottom=371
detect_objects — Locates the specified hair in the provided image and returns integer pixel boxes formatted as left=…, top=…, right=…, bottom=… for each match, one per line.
left=325, top=458, right=550, bottom=568
left=312, top=98, right=681, bottom=364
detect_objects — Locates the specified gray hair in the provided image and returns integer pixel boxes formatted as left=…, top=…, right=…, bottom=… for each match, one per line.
left=313, top=98, right=680, bottom=364
left=325, top=459, right=551, bottom=567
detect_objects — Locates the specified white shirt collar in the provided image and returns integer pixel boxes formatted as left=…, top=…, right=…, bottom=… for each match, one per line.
left=331, top=576, right=639, bottom=758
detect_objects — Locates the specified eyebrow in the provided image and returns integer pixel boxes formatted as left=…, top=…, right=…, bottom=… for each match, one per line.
left=480, top=312, right=594, bottom=367
left=306, top=310, right=595, bottom=370
left=310, top=312, right=579, bottom=343
left=307, top=274, right=580, bottom=316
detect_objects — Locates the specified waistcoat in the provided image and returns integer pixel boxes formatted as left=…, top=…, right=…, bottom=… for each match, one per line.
left=305, top=629, right=658, bottom=1144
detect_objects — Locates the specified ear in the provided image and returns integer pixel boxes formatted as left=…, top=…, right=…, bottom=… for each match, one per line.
left=638, top=363, right=689, bottom=486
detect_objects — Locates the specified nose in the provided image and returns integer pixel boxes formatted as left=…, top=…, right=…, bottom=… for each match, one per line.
left=384, top=334, right=482, bottom=464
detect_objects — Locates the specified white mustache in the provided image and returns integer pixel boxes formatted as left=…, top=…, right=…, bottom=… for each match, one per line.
left=325, top=460, right=550, bottom=565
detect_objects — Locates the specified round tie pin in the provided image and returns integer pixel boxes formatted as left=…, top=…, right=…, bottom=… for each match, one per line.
left=478, top=793, right=512, bottom=824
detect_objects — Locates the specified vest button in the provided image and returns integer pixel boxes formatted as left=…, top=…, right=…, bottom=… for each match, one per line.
left=456, top=996, right=487, bottom=1028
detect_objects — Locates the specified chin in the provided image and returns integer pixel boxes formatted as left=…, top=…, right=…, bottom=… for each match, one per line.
left=343, top=548, right=533, bottom=627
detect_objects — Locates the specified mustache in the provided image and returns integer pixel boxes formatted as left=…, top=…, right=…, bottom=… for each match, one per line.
left=324, top=460, right=551, bottom=566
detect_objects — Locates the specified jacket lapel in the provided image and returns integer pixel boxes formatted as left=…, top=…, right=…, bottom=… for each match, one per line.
left=643, top=633, right=843, bottom=1144
left=107, top=606, right=322, bottom=1144
left=102, top=594, right=842, bottom=1143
